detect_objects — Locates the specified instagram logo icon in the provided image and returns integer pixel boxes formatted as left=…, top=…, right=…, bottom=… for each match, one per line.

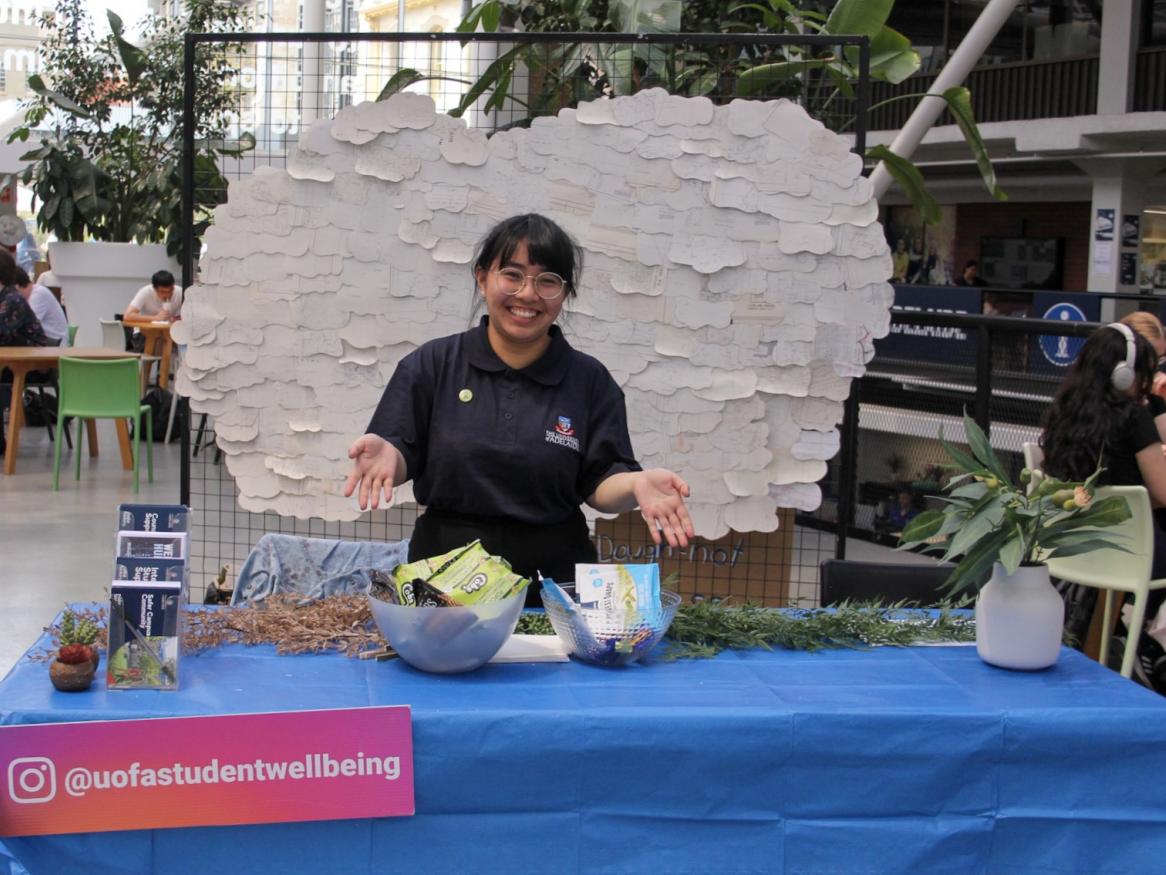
left=8, top=757, right=56, bottom=804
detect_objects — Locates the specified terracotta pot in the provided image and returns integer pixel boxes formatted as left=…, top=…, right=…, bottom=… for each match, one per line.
left=50, top=659, right=96, bottom=692
left=975, top=563, right=1064, bottom=670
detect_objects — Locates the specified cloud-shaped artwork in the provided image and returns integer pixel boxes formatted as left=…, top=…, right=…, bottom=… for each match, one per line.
left=176, top=89, right=893, bottom=537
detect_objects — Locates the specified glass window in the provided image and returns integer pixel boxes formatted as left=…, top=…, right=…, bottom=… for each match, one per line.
left=1145, top=0, right=1166, bottom=47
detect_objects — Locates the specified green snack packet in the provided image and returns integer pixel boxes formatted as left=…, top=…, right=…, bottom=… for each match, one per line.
left=426, top=541, right=491, bottom=591
left=435, top=557, right=528, bottom=605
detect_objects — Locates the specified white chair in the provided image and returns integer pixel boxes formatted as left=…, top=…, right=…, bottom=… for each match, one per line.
left=1046, top=485, right=1166, bottom=679
left=1022, top=442, right=1043, bottom=472
left=99, top=318, right=127, bottom=351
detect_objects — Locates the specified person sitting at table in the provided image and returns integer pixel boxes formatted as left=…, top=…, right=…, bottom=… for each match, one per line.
left=15, top=267, right=67, bottom=345
left=0, top=249, right=49, bottom=456
left=1041, top=322, right=1166, bottom=690
left=123, top=269, right=182, bottom=346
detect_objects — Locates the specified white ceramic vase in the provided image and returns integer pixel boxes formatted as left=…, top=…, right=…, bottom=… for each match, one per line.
left=975, top=562, right=1064, bottom=670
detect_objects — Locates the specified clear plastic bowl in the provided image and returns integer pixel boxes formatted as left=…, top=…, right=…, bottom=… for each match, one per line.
left=367, top=588, right=526, bottom=674
left=541, top=588, right=682, bottom=666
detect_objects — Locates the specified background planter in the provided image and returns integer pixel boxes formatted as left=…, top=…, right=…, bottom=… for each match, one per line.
left=975, top=562, right=1064, bottom=670
left=50, top=242, right=179, bottom=348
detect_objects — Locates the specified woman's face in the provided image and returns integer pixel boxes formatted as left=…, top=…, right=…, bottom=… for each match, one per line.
left=475, top=239, right=565, bottom=352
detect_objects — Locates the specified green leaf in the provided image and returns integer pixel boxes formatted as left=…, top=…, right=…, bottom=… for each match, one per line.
left=481, top=0, right=501, bottom=31
left=26, top=78, right=92, bottom=119
left=950, top=482, right=989, bottom=500
left=943, top=526, right=1011, bottom=594
left=899, top=509, right=945, bottom=544
left=865, top=145, right=939, bottom=224
left=377, top=68, right=426, bottom=101
left=449, top=44, right=526, bottom=119
left=1041, top=496, right=1132, bottom=535
left=108, top=10, right=148, bottom=88
left=940, top=86, right=1006, bottom=202
left=944, top=495, right=1005, bottom=559
left=936, top=422, right=983, bottom=476
left=1045, top=538, right=1131, bottom=559
left=998, top=528, right=1024, bottom=574
left=961, top=411, right=1008, bottom=483
left=736, top=58, right=830, bottom=96
left=823, top=0, right=893, bottom=37
left=865, top=26, right=920, bottom=84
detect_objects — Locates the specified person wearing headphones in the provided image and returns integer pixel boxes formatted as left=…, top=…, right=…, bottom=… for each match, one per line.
left=1041, top=322, right=1166, bottom=690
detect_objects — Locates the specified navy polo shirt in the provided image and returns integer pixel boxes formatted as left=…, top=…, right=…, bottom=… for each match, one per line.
left=367, top=317, right=641, bottom=525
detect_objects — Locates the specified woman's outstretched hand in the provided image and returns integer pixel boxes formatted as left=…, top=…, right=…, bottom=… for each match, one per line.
left=344, top=434, right=399, bottom=510
left=634, top=468, right=694, bottom=548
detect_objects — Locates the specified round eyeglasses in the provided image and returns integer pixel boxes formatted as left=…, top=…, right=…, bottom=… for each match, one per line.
left=493, top=268, right=567, bottom=300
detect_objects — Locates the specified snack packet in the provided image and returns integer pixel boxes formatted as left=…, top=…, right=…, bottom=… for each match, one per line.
left=575, top=563, right=661, bottom=612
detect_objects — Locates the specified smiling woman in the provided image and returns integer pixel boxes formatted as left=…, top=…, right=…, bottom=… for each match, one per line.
left=344, top=213, right=696, bottom=602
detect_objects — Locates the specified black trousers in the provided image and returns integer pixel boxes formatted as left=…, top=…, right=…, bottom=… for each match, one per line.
left=408, top=508, right=596, bottom=606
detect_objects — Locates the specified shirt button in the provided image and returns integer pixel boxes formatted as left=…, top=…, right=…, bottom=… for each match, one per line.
left=504, top=412, right=513, bottom=420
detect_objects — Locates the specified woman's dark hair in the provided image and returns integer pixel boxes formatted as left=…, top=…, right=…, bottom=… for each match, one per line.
left=1040, top=325, right=1158, bottom=480
left=472, top=214, right=583, bottom=298
left=13, top=267, right=30, bottom=287
left=0, top=247, right=17, bottom=287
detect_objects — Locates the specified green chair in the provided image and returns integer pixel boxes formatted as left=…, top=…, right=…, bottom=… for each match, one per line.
left=53, top=357, right=153, bottom=493
left=66, top=324, right=78, bottom=346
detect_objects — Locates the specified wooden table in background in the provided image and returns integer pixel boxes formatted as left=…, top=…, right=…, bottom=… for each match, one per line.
left=0, top=347, right=141, bottom=475
left=135, top=321, right=174, bottom=392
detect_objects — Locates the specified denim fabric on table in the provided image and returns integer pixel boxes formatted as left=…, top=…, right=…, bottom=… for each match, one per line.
left=231, top=534, right=410, bottom=605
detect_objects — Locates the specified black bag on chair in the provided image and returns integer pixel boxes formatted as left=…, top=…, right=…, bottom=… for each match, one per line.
left=141, top=387, right=187, bottom=443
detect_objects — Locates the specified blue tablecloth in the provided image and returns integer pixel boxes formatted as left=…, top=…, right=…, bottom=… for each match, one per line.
left=3, top=624, right=1166, bottom=875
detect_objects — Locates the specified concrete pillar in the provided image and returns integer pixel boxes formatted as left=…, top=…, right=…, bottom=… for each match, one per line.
left=301, top=0, right=327, bottom=129
left=1079, top=158, right=1163, bottom=319
left=1097, top=0, right=1139, bottom=114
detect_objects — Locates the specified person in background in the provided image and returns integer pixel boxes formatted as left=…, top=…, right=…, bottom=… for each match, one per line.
left=891, top=239, right=909, bottom=282
left=15, top=268, right=67, bottom=345
left=36, top=246, right=60, bottom=296
left=0, top=248, right=49, bottom=456
left=123, top=270, right=182, bottom=326
left=888, top=489, right=919, bottom=531
left=1041, top=322, right=1166, bottom=690
left=954, top=259, right=982, bottom=287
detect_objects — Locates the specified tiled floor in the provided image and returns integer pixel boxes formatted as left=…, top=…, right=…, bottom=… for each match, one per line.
left=0, top=419, right=938, bottom=678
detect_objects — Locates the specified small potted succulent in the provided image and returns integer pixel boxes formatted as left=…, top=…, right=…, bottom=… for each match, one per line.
left=49, top=610, right=101, bottom=692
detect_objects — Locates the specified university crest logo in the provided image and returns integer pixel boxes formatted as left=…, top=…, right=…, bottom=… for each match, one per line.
left=555, top=416, right=574, bottom=436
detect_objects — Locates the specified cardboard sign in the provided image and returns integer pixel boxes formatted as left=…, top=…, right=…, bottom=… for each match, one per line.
left=592, top=510, right=794, bottom=606
left=0, top=707, right=413, bottom=837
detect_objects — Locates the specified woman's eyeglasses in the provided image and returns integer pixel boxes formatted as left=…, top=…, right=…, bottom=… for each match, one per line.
left=493, top=268, right=567, bottom=300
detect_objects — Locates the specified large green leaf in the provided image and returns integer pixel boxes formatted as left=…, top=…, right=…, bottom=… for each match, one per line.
left=944, top=495, right=1006, bottom=560
left=377, top=69, right=426, bottom=100
left=108, top=10, right=147, bottom=88
left=26, top=75, right=92, bottom=119
left=940, top=86, right=1006, bottom=202
left=823, top=0, right=893, bottom=37
left=936, top=422, right=985, bottom=477
left=865, top=144, right=939, bottom=224
left=736, top=58, right=831, bottom=96
left=943, top=526, right=1011, bottom=594
left=449, top=43, right=526, bottom=118
left=961, top=411, right=1009, bottom=484
left=1040, top=496, right=1132, bottom=536
left=899, top=508, right=944, bottom=544
left=1044, top=537, right=1131, bottom=559
left=866, top=26, right=919, bottom=84
left=998, top=527, right=1024, bottom=574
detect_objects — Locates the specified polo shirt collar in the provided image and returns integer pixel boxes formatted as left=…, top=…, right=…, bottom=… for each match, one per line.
left=466, top=316, right=570, bottom=386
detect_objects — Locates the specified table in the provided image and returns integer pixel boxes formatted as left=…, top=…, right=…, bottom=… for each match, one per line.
left=0, top=348, right=140, bottom=475
left=134, top=322, right=173, bottom=392
left=2, top=625, right=1165, bottom=874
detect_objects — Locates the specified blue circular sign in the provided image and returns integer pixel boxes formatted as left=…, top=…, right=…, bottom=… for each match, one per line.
left=1040, top=303, right=1087, bottom=367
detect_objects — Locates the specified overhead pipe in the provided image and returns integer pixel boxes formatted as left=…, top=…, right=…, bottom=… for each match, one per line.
left=869, top=0, right=1021, bottom=199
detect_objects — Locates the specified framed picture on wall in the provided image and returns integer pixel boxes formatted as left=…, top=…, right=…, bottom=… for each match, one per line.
left=979, top=237, right=1065, bottom=290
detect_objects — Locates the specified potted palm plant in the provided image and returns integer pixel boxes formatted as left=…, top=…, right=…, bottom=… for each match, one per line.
left=8, top=0, right=253, bottom=344
left=898, top=413, right=1132, bottom=670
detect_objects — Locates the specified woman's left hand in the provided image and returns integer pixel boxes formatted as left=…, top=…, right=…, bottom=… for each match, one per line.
left=634, top=468, right=695, bottom=548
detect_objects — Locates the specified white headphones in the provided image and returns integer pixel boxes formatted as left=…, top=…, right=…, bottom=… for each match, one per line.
left=1108, top=322, right=1137, bottom=391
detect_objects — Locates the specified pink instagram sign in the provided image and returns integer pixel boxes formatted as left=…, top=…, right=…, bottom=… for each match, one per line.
left=0, top=706, right=413, bottom=837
